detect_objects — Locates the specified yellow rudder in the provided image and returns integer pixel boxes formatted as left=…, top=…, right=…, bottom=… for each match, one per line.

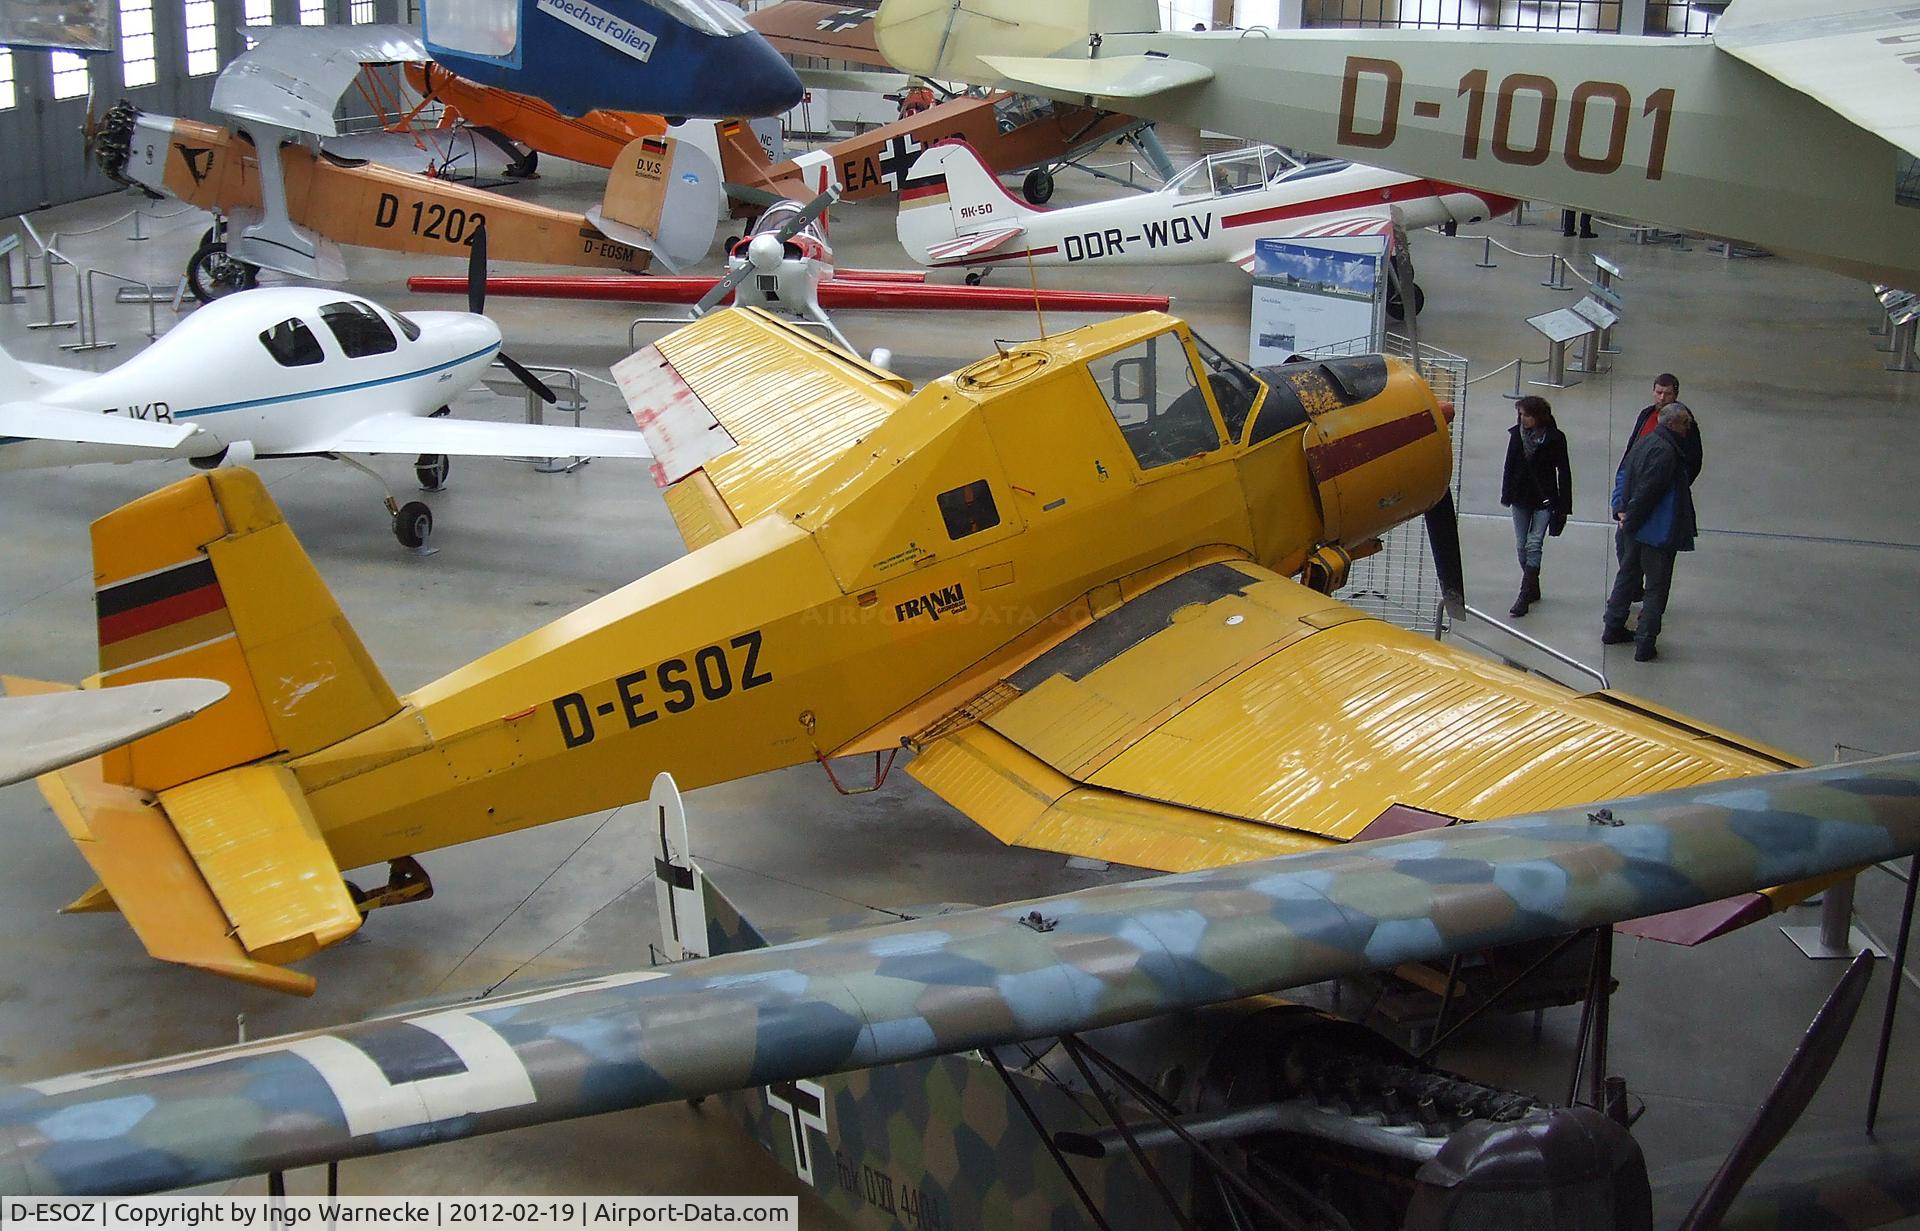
left=91, top=468, right=401, bottom=793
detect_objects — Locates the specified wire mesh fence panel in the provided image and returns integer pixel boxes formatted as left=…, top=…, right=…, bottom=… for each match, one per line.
left=1302, top=0, right=1621, bottom=33
left=1302, top=333, right=1467, bottom=632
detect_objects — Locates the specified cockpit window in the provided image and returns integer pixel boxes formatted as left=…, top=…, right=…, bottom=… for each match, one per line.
left=319, top=300, right=398, bottom=359
left=1190, top=330, right=1263, bottom=441
left=259, top=317, right=324, bottom=367
left=388, top=309, right=422, bottom=342
left=1088, top=330, right=1222, bottom=471
left=646, top=0, right=750, bottom=36
left=1208, top=149, right=1266, bottom=195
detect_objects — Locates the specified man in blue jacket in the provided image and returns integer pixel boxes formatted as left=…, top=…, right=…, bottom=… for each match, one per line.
left=1603, top=403, right=1697, bottom=662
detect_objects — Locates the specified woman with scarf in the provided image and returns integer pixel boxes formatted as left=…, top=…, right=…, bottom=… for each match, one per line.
left=1500, top=395, right=1572, bottom=617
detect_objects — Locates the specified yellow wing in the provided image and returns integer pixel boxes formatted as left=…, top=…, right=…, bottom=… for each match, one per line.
left=908, top=561, right=1799, bottom=874
left=613, top=308, right=912, bottom=550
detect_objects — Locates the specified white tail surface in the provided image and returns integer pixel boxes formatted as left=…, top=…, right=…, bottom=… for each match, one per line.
left=592, top=134, right=723, bottom=273
left=895, top=140, right=1034, bottom=265
left=649, top=772, right=707, bottom=960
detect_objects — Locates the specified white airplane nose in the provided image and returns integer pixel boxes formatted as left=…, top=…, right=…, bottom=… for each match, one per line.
left=407, top=311, right=503, bottom=359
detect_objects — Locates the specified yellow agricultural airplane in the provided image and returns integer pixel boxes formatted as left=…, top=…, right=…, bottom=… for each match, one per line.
left=6, top=308, right=1804, bottom=995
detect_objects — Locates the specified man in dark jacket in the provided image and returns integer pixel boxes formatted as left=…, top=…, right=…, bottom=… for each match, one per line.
left=1615, top=374, right=1702, bottom=599
left=1603, top=404, right=1697, bottom=662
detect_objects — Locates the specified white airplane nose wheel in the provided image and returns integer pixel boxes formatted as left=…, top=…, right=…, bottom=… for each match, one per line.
left=415, top=453, right=452, bottom=492
left=393, top=501, right=434, bottom=550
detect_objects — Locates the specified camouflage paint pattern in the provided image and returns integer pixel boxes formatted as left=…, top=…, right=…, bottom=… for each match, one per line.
left=4, top=752, right=1920, bottom=1195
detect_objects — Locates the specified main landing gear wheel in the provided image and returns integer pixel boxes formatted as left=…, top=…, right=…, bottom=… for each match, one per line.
left=393, top=500, right=433, bottom=549
left=1386, top=281, right=1427, bottom=321
left=415, top=453, right=451, bottom=491
left=186, top=241, right=258, bottom=303
left=1022, top=167, right=1055, bottom=205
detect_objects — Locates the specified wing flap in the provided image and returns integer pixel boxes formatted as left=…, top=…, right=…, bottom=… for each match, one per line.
left=613, top=309, right=911, bottom=549
left=0, top=402, right=198, bottom=449
left=312, top=412, right=654, bottom=459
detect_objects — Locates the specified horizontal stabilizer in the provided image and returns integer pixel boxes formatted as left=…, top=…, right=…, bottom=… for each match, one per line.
left=979, top=52, right=1213, bottom=99
left=0, top=677, right=228, bottom=788
left=0, top=402, right=198, bottom=450
left=1714, top=0, right=1920, bottom=161
left=924, top=225, right=1026, bottom=263
left=311, top=411, right=654, bottom=459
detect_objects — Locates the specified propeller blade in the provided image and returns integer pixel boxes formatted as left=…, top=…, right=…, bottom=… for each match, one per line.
left=692, top=262, right=755, bottom=316
left=499, top=351, right=557, bottom=404
left=775, top=184, right=842, bottom=242
left=1677, top=951, right=1876, bottom=1231
left=467, top=219, right=488, bottom=316
left=1424, top=490, right=1466, bottom=619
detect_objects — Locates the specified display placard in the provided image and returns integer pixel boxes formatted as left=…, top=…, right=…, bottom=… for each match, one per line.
left=1249, top=234, right=1387, bottom=364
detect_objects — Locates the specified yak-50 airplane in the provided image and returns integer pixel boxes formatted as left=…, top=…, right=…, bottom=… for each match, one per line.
left=0, top=275, right=653, bottom=548
left=871, top=0, right=1920, bottom=289
left=411, top=188, right=1174, bottom=352
left=91, top=23, right=720, bottom=300
left=4, top=757, right=1920, bottom=1229
left=0, top=307, right=1828, bottom=995
left=898, top=138, right=1515, bottom=308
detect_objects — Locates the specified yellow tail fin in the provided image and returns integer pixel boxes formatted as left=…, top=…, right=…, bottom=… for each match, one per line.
left=92, top=468, right=400, bottom=791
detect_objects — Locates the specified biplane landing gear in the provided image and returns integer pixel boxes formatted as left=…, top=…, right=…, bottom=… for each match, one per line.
left=1022, top=166, right=1056, bottom=205
left=346, top=856, right=434, bottom=912
left=1385, top=281, right=1426, bottom=321
left=186, top=241, right=258, bottom=303
left=415, top=453, right=451, bottom=491
left=393, top=501, right=434, bottom=549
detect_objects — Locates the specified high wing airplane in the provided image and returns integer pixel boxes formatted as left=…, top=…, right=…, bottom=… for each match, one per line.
left=0, top=276, right=654, bottom=548
left=411, top=189, right=1174, bottom=352
left=90, top=25, right=720, bottom=300
left=4, top=755, right=1920, bottom=1219
left=898, top=138, right=1516, bottom=309
left=418, top=0, right=801, bottom=119
left=0, top=307, right=1830, bottom=996
left=869, top=0, right=1920, bottom=289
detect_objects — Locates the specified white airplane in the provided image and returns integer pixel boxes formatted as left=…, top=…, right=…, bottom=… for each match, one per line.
left=897, top=139, right=1516, bottom=313
left=0, top=283, right=654, bottom=549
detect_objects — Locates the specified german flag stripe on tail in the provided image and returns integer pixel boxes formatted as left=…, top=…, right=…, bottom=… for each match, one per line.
left=97, top=555, right=235, bottom=674
left=900, top=172, right=948, bottom=207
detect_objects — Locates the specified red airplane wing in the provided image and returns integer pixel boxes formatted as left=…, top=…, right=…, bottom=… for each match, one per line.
left=409, top=275, right=1169, bottom=313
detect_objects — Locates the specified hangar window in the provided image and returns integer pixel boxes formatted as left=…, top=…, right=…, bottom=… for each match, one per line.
left=1089, top=330, right=1222, bottom=471
left=50, top=50, right=90, bottom=100
left=0, top=51, right=14, bottom=111
left=1899, top=155, right=1920, bottom=210
left=320, top=301, right=399, bottom=357
left=938, top=480, right=1000, bottom=540
left=243, top=0, right=272, bottom=26
left=260, top=318, right=325, bottom=367
left=183, top=0, right=219, bottom=75
left=298, top=0, right=325, bottom=25
left=119, top=0, right=157, bottom=86
left=349, top=0, right=374, bottom=20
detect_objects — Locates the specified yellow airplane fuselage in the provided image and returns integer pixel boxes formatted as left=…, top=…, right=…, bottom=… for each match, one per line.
left=293, top=313, right=1445, bottom=871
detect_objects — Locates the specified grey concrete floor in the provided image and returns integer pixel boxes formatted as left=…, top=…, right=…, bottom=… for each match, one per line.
left=3, top=141, right=1920, bottom=1217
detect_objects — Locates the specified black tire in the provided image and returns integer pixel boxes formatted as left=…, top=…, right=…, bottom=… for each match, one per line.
left=964, top=270, right=985, bottom=286
left=1385, top=281, right=1427, bottom=322
left=393, top=501, right=433, bottom=549
left=1022, top=167, right=1055, bottom=205
left=415, top=453, right=451, bottom=492
left=186, top=241, right=258, bottom=303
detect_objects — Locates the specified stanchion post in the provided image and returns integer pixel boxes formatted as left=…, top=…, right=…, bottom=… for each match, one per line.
left=1783, top=873, right=1889, bottom=957
left=1888, top=318, right=1920, bottom=372
left=0, top=233, right=18, bottom=304
left=1475, top=236, right=1497, bottom=269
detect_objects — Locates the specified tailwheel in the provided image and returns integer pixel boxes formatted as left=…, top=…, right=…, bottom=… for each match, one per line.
left=964, top=270, right=986, bottom=286
left=1022, top=166, right=1055, bottom=205
left=415, top=453, right=451, bottom=491
left=1386, top=281, right=1427, bottom=321
left=393, top=500, right=433, bottom=549
left=346, top=856, right=434, bottom=912
left=186, top=241, right=258, bottom=303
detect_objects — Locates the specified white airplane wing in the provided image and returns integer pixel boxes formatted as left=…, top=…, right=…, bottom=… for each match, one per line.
left=312, top=412, right=654, bottom=459
left=211, top=23, right=426, bottom=137
left=1714, top=0, right=1920, bottom=162
left=0, top=402, right=199, bottom=449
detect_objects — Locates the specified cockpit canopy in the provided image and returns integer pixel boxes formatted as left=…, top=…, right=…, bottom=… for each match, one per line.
left=1166, top=145, right=1353, bottom=199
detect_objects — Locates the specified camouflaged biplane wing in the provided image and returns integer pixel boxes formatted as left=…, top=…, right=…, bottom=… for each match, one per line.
left=4, top=752, right=1919, bottom=1196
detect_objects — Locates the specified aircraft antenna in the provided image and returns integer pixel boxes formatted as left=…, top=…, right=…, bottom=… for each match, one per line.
left=1025, top=246, right=1047, bottom=338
